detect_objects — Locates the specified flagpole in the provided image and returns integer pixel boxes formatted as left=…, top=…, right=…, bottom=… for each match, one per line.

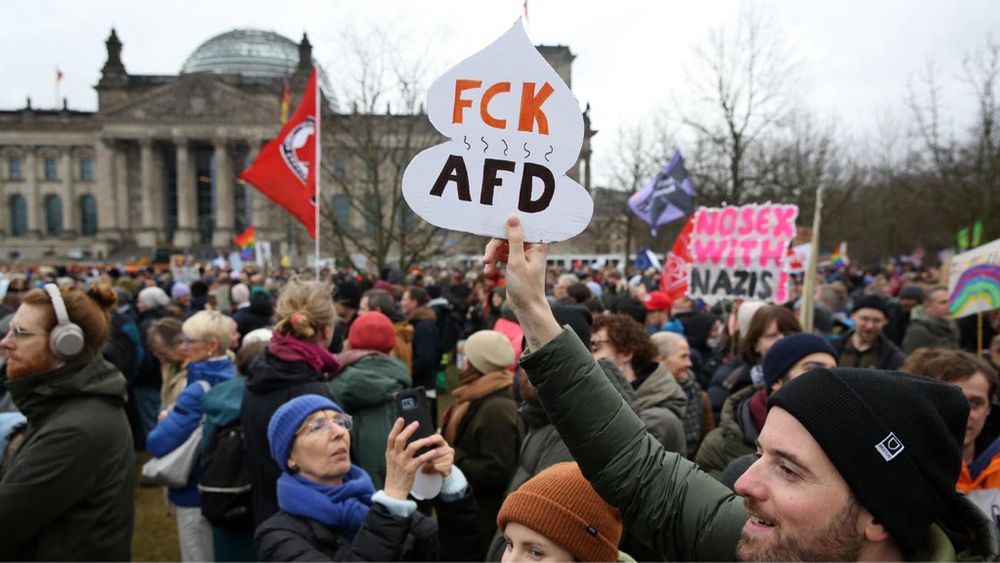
left=799, top=187, right=824, bottom=332
left=314, top=69, right=321, bottom=279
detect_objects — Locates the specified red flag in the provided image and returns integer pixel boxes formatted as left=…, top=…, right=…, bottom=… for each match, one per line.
left=240, top=69, right=319, bottom=239
left=660, top=216, right=694, bottom=302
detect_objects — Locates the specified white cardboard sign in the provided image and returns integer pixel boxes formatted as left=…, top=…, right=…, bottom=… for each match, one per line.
left=402, top=20, right=593, bottom=242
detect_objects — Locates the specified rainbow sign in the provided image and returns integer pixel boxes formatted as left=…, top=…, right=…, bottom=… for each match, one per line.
left=947, top=238, right=1000, bottom=318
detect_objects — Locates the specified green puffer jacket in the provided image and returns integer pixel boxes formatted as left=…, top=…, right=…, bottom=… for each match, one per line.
left=521, top=328, right=1000, bottom=562
left=0, top=355, right=134, bottom=561
left=694, top=384, right=760, bottom=479
left=328, top=353, right=410, bottom=489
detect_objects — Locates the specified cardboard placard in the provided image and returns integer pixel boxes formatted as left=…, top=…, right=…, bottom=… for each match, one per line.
left=687, top=203, right=799, bottom=304
left=947, top=237, right=1000, bottom=318
left=402, top=19, right=593, bottom=242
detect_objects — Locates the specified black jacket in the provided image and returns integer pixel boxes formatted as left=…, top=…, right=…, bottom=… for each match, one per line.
left=241, top=351, right=334, bottom=528
left=833, top=331, right=906, bottom=371
left=234, top=292, right=275, bottom=342
left=0, top=355, right=134, bottom=561
left=408, top=307, right=440, bottom=390
left=255, top=491, right=480, bottom=562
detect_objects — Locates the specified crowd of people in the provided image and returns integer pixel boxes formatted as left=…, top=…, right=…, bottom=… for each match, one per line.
left=1, top=229, right=1000, bottom=561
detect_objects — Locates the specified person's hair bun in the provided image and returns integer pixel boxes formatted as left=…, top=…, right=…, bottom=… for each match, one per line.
left=87, top=283, right=118, bottom=311
left=288, top=310, right=316, bottom=339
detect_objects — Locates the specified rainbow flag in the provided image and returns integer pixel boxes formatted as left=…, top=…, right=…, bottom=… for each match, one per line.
left=233, top=226, right=256, bottom=261
left=830, top=241, right=849, bottom=269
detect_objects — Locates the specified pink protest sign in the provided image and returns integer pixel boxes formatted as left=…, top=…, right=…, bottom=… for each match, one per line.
left=687, top=203, right=799, bottom=304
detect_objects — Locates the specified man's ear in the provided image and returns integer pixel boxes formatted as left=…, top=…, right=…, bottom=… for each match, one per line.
left=860, top=509, right=892, bottom=543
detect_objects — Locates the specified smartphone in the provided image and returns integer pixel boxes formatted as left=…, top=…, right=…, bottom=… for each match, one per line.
left=394, top=387, right=436, bottom=456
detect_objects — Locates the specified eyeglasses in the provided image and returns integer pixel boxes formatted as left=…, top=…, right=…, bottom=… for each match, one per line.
left=9, top=323, right=48, bottom=339
left=296, top=414, right=353, bottom=437
left=591, top=339, right=611, bottom=350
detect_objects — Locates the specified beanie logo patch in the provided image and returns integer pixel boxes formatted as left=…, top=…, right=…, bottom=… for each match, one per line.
left=586, top=525, right=598, bottom=536
left=875, top=432, right=905, bottom=461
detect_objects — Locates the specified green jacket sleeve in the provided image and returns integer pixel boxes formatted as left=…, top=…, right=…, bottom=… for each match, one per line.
left=521, top=327, right=748, bottom=561
left=0, top=425, right=96, bottom=557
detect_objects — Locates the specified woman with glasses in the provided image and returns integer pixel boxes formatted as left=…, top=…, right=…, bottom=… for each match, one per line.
left=147, top=310, right=237, bottom=562
left=256, top=394, right=479, bottom=562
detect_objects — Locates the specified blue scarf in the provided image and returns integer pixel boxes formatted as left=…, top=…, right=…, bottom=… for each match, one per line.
left=276, top=465, right=375, bottom=535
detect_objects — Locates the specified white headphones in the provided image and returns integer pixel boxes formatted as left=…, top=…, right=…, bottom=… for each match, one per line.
left=44, top=283, right=85, bottom=361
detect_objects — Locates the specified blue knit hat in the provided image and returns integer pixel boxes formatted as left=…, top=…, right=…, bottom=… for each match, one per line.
left=267, top=394, right=345, bottom=469
left=762, top=333, right=838, bottom=391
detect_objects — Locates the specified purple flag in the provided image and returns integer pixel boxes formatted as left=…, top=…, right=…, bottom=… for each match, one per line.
left=628, top=150, right=695, bottom=235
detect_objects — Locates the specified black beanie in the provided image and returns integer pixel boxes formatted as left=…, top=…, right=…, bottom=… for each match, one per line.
left=761, top=333, right=838, bottom=391
left=768, top=368, right=968, bottom=555
left=850, top=295, right=889, bottom=318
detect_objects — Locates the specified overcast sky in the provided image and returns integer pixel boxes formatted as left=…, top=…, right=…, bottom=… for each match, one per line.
left=2, top=0, right=997, bottom=186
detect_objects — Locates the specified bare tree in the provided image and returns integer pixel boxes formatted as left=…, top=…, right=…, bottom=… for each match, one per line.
left=908, top=36, right=1000, bottom=243
left=678, top=5, right=802, bottom=205
left=318, top=25, right=448, bottom=272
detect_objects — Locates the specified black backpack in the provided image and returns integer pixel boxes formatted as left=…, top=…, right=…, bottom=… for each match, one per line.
left=198, top=420, right=253, bottom=530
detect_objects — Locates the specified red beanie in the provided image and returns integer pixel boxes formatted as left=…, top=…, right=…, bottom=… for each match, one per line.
left=348, top=312, right=396, bottom=354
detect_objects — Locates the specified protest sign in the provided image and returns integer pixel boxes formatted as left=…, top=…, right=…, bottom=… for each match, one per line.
left=402, top=19, right=593, bottom=242
left=947, top=237, right=1000, bottom=318
left=687, top=203, right=798, bottom=304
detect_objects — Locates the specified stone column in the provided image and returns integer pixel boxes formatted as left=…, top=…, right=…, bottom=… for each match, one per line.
left=23, top=147, right=41, bottom=237
left=173, top=138, right=196, bottom=247
left=211, top=138, right=235, bottom=247
left=137, top=138, right=158, bottom=248
left=244, top=139, right=263, bottom=226
left=61, top=148, right=75, bottom=235
left=94, top=139, right=118, bottom=236
left=114, top=144, right=130, bottom=233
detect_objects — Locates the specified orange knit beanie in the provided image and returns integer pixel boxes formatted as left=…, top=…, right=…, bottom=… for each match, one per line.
left=497, top=462, right=622, bottom=562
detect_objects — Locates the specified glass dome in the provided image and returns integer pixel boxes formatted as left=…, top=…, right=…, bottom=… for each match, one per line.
left=181, top=28, right=323, bottom=81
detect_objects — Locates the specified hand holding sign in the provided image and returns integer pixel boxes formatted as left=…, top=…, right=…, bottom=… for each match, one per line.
left=403, top=20, right=593, bottom=242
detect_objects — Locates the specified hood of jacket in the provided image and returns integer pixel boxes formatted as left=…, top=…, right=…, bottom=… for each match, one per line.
left=717, top=383, right=761, bottom=438
left=186, top=356, right=236, bottom=386
left=329, top=355, right=409, bottom=411
left=407, top=305, right=437, bottom=322
left=632, top=363, right=687, bottom=418
left=248, top=292, right=275, bottom=316
left=202, top=377, right=245, bottom=428
left=245, top=350, right=325, bottom=394
left=910, top=305, right=960, bottom=338
left=6, top=354, right=127, bottom=420
left=913, top=494, right=1000, bottom=561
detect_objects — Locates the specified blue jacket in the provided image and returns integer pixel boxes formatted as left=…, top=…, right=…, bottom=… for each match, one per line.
left=147, top=356, right=236, bottom=506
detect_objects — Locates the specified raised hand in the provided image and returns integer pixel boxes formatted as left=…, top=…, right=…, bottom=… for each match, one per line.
left=384, top=418, right=443, bottom=500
